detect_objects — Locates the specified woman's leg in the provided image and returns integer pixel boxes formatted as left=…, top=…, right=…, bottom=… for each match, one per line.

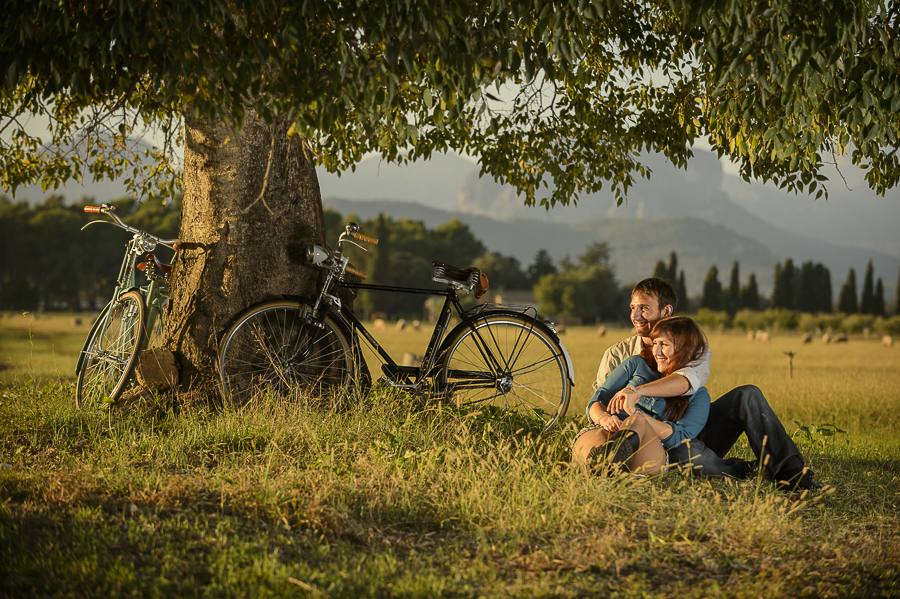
left=620, top=413, right=667, bottom=475
left=572, top=425, right=611, bottom=466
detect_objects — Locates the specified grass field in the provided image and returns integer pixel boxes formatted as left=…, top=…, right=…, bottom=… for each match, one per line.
left=1, top=313, right=899, bottom=597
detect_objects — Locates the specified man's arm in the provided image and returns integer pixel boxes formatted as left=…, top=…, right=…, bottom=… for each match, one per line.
left=593, top=348, right=619, bottom=390
left=593, top=336, right=643, bottom=389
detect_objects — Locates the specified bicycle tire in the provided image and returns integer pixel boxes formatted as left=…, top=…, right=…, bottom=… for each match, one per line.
left=218, top=301, right=356, bottom=408
left=440, top=313, right=571, bottom=433
left=75, top=289, right=147, bottom=409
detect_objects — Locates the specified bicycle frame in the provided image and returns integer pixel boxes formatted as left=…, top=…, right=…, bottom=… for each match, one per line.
left=331, top=282, right=465, bottom=389
left=75, top=206, right=178, bottom=375
left=319, top=280, right=574, bottom=396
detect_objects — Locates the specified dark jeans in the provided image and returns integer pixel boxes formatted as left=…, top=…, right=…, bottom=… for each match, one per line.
left=667, top=385, right=806, bottom=480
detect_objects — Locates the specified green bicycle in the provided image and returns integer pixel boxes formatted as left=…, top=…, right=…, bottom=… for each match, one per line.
left=75, top=204, right=180, bottom=408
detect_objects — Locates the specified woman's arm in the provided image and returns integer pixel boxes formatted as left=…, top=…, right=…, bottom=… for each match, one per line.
left=586, top=356, right=658, bottom=422
left=659, top=387, right=711, bottom=449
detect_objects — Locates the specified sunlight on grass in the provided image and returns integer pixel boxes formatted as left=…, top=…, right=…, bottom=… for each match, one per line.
left=1, top=317, right=899, bottom=596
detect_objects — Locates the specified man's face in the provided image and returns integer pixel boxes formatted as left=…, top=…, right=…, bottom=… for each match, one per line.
left=630, top=291, right=672, bottom=337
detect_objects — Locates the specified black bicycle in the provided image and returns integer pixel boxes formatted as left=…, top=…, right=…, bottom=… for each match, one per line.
left=217, top=222, right=574, bottom=432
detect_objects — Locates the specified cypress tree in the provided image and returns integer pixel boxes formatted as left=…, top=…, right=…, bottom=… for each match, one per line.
left=772, top=259, right=796, bottom=309
left=667, top=252, right=678, bottom=283
left=652, top=260, right=668, bottom=281
left=860, top=259, right=876, bottom=314
left=838, top=268, right=859, bottom=314
left=795, top=261, right=815, bottom=313
left=676, top=271, right=688, bottom=312
left=701, top=265, right=723, bottom=311
left=812, top=263, right=833, bottom=313
left=741, top=273, right=760, bottom=310
left=728, top=261, right=741, bottom=315
left=874, top=278, right=886, bottom=316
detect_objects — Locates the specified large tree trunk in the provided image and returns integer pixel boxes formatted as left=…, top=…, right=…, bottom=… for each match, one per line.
left=164, top=112, right=325, bottom=401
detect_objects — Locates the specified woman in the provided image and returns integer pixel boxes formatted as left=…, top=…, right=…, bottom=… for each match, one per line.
left=572, top=316, right=710, bottom=475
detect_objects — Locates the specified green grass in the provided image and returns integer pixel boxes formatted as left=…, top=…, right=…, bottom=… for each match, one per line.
left=1, top=315, right=900, bottom=596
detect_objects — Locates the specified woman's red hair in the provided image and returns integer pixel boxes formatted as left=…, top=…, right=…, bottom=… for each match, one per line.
left=640, top=316, right=708, bottom=421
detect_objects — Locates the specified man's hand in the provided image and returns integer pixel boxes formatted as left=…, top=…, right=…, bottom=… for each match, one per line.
left=609, top=385, right=641, bottom=415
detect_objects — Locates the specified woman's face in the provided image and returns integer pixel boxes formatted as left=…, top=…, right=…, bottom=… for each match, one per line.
left=652, top=332, right=677, bottom=373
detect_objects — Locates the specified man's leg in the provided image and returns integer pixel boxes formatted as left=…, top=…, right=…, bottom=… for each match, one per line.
left=699, top=385, right=807, bottom=480
left=667, top=438, right=755, bottom=478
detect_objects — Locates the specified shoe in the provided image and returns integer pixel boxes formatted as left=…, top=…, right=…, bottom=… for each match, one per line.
left=589, top=430, right=640, bottom=474
left=776, top=469, right=822, bottom=494
left=723, top=457, right=759, bottom=480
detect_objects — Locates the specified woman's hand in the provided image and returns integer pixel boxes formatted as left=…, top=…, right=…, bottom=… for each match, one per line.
left=600, top=412, right=621, bottom=432
left=589, top=402, right=621, bottom=432
left=609, top=385, right=641, bottom=415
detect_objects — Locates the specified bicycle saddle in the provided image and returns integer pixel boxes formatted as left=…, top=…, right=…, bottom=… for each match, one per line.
left=137, top=253, right=173, bottom=274
left=432, top=261, right=489, bottom=299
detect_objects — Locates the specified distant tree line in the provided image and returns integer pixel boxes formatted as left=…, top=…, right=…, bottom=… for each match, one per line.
left=0, top=195, right=180, bottom=311
left=695, top=257, right=893, bottom=317
left=8, top=197, right=894, bottom=325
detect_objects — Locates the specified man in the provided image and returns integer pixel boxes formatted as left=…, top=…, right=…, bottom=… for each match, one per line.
left=591, top=277, right=820, bottom=492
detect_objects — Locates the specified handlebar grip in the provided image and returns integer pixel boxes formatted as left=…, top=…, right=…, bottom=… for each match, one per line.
left=353, top=232, right=379, bottom=245
left=345, top=265, right=367, bottom=279
left=84, top=206, right=103, bottom=213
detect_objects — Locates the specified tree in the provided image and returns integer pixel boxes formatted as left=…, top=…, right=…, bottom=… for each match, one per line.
left=527, top=250, right=557, bottom=286
left=795, top=261, right=832, bottom=314
left=772, top=259, right=796, bottom=310
left=574, top=242, right=622, bottom=322
left=533, top=274, right=594, bottom=322
left=701, top=266, right=723, bottom=311
left=652, top=260, right=669, bottom=282
left=894, top=264, right=900, bottom=316
left=897, top=265, right=900, bottom=315
left=727, top=261, right=741, bottom=315
left=812, top=263, right=833, bottom=314
left=741, top=273, right=760, bottom=311
left=838, top=269, right=859, bottom=314
left=874, top=278, right=886, bottom=317
left=5, top=1, right=900, bottom=397
left=667, top=252, right=679, bottom=285
left=474, top=252, right=530, bottom=291
left=860, top=260, right=876, bottom=315
left=676, top=271, right=688, bottom=312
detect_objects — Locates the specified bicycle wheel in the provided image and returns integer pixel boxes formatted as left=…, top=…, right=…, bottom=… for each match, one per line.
left=218, top=301, right=355, bottom=408
left=75, top=289, right=147, bottom=409
left=440, top=313, right=571, bottom=433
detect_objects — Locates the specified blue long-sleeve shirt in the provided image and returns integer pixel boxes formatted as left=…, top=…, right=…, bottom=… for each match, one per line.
left=585, top=355, right=710, bottom=449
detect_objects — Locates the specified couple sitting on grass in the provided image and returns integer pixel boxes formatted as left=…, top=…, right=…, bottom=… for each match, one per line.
left=573, top=277, right=821, bottom=493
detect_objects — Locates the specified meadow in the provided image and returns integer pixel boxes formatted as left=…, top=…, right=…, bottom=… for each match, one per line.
left=1, top=312, right=899, bottom=597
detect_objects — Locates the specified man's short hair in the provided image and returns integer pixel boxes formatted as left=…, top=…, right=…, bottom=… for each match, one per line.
left=632, top=277, right=678, bottom=313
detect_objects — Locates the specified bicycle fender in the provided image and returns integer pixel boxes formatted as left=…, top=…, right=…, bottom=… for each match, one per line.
left=441, top=311, right=575, bottom=387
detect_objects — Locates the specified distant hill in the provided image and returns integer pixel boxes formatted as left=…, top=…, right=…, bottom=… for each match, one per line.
left=323, top=196, right=898, bottom=304
left=324, top=198, right=771, bottom=296
left=320, top=151, right=899, bottom=304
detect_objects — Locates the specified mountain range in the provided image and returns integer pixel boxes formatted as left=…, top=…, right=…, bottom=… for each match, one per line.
left=318, top=150, right=899, bottom=303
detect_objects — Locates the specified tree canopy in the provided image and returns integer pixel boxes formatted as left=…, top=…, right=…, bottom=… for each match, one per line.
left=3, top=0, right=899, bottom=207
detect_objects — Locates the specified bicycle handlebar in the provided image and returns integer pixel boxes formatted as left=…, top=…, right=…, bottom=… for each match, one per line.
left=345, top=265, right=367, bottom=279
left=83, top=204, right=181, bottom=249
left=353, top=231, right=379, bottom=245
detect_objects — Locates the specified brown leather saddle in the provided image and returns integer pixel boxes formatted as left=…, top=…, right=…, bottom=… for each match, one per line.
left=432, top=260, right=489, bottom=299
